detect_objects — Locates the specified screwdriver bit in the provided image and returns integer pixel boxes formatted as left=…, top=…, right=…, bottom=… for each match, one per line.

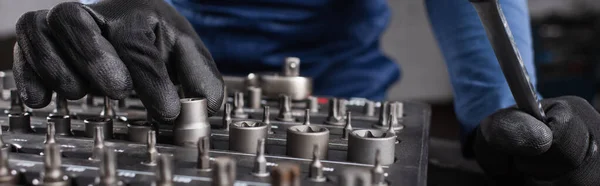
left=338, top=99, right=348, bottom=118
left=212, top=157, right=236, bottom=186
left=143, top=130, right=159, bottom=166
left=100, top=96, right=116, bottom=119
left=50, top=94, right=69, bottom=116
left=197, top=137, right=211, bottom=171
left=41, top=143, right=69, bottom=186
left=339, top=168, right=371, bottom=186
left=342, top=111, right=353, bottom=140
left=325, top=98, right=343, bottom=125
left=303, top=109, right=310, bottom=126
left=44, top=122, right=57, bottom=145
left=247, top=86, right=262, bottom=109
left=363, top=100, right=375, bottom=116
left=307, top=96, right=319, bottom=113
left=251, top=138, right=269, bottom=177
left=309, top=145, right=326, bottom=182
left=222, top=103, right=232, bottom=131
left=0, top=131, right=19, bottom=185
left=89, top=126, right=105, bottom=161
left=5, top=89, right=23, bottom=114
left=388, top=104, right=399, bottom=126
left=374, top=102, right=390, bottom=128
left=96, top=147, right=122, bottom=186
left=154, top=154, right=174, bottom=186
left=371, top=150, right=387, bottom=186
left=271, top=163, right=301, bottom=186
left=232, top=92, right=248, bottom=119
left=386, top=114, right=397, bottom=138
left=263, top=106, right=272, bottom=134
left=276, top=95, right=294, bottom=122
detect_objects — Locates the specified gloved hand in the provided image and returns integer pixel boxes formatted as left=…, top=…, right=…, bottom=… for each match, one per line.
left=13, top=0, right=224, bottom=122
left=474, top=96, right=600, bottom=186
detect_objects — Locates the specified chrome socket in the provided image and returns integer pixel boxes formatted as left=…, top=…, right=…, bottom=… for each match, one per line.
left=347, top=129, right=396, bottom=165
left=228, top=121, right=269, bottom=154
left=286, top=125, right=329, bottom=159
left=173, top=98, right=211, bottom=147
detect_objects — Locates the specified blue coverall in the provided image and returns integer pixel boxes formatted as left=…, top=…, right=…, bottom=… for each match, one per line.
left=165, top=0, right=536, bottom=142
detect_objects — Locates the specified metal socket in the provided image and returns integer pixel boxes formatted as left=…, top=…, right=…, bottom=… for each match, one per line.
left=347, top=130, right=396, bottom=165
left=173, top=98, right=211, bottom=147
left=229, top=121, right=269, bottom=154
left=47, top=115, right=73, bottom=136
left=8, top=112, right=34, bottom=133
left=286, top=126, right=329, bottom=159
left=84, top=117, right=114, bottom=139
left=127, top=120, right=155, bottom=143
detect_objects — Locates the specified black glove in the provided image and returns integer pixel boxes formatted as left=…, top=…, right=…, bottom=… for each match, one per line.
left=13, top=0, right=224, bottom=122
left=474, top=96, right=600, bottom=185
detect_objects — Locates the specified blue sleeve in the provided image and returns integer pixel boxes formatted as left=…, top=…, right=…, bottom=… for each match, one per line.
left=425, top=0, right=537, bottom=142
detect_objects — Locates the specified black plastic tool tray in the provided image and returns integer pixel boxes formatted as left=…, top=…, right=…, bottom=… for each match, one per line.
left=0, top=99, right=430, bottom=186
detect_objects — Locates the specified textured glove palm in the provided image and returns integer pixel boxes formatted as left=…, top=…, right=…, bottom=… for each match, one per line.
left=475, top=96, right=600, bottom=185
left=13, top=0, right=224, bottom=122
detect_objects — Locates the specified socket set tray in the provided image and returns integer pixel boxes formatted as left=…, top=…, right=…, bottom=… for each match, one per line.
left=0, top=92, right=430, bottom=186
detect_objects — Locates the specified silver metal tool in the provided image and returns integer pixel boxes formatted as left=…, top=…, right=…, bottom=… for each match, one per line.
left=374, top=103, right=403, bottom=131
left=262, top=106, right=272, bottom=134
left=251, top=138, right=269, bottom=177
left=212, top=157, right=236, bottom=186
left=39, top=143, right=70, bottom=186
left=0, top=131, right=19, bottom=185
left=363, top=100, right=375, bottom=117
left=374, top=102, right=389, bottom=129
left=232, top=92, right=248, bottom=119
left=154, top=154, right=174, bottom=186
left=338, top=99, right=348, bottom=119
left=228, top=121, right=269, bottom=154
left=5, top=89, right=23, bottom=114
left=84, top=94, right=95, bottom=106
left=96, top=147, right=123, bottom=186
left=223, top=103, right=232, bottom=131
left=247, top=86, right=262, bottom=109
left=325, top=98, right=344, bottom=125
left=118, top=98, right=127, bottom=109
left=393, top=102, right=404, bottom=118
left=286, top=125, right=329, bottom=159
left=309, top=145, right=326, bottom=182
left=271, top=163, right=301, bottom=186
left=276, top=95, right=295, bottom=122
left=50, top=94, right=69, bottom=116
left=127, top=120, right=154, bottom=143
left=342, top=111, right=353, bottom=140
left=371, top=150, right=387, bottom=186
left=84, top=117, right=113, bottom=139
left=173, top=98, right=211, bottom=147
left=47, top=114, right=73, bottom=136
left=470, top=0, right=546, bottom=122
left=259, top=57, right=313, bottom=100
left=0, top=71, right=16, bottom=93
left=44, top=122, right=57, bottom=145
left=303, top=109, right=311, bottom=126
left=100, top=96, right=116, bottom=119
left=307, top=96, right=319, bottom=113
left=89, top=126, right=105, bottom=161
left=8, top=112, right=34, bottom=134
left=143, top=130, right=159, bottom=166
left=347, top=129, right=396, bottom=165
left=339, top=167, right=371, bottom=186
left=197, top=137, right=211, bottom=171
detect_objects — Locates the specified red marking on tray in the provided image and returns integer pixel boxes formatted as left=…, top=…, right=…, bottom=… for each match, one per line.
left=318, top=97, right=328, bottom=104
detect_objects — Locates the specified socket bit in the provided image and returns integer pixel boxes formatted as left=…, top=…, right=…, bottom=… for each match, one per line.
left=232, top=92, right=248, bottom=119
left=363, top=100, right=375, bottom=116
left=44, top=122, right=57, bottom=145
left=347, top=130, right=396, bottom=165
left=0, top=133, right=19, bottom=184
left=286, top=125, right=329, bottom=159
left=100, top=96, right=116, bottom=118
left=374, top=102, right=390, bottom=128
left=302, top=109, right=310, bottom=126
left=173, top=98, right=211, bottom=147
left=307, top=96, right=319, bottom=113
left=271, top=163, right=301, bottom=186
left=338, top=99, right=348, bottom=118
left=339, top=168, right=371, bottom=186
left=251, top=138, right=269, bottom=177
left=7, top=112, right=34, bottom=133
left=371, top=150, right=387, bottom=186
left=5, top=89, right=23, bottom=114
left=197, top=137, right=211, bottom=171
left=309, top=145, right=326, bottom=182
left=212, top=157, right=236, bottom=186
left=247, top=86, right=262, bottom=109
left=229, top=121, right=269, bottom=153
left=325, top=98, right=344, bottom=125
left=263, top=106, right=272, bottom=134
left=50, top=94, right=69, bottom=116
left=96, top=147, right=122, bottom=186
left=276, top=95, right=295, bottom=122
left=89, top=126, right=105, bottom=161
left=394, top=102, right=404, bottom=118
left=142, top=131, right=159, bottom=166
left=84, top=117, right=113, bottom=139
left=283, top=57, right=300, bottom=77
left=127, top=120, right=155, bottom=143
left=154, top=154, right=174, bottom=186
left=41, top=143, right=69, bottom=185
left=374, top=102, right=403, bottom=131
left=47, top=115, right=73, bottom=136
left=222, top=103, right=232, bottom=131
left=342, top=111, right=353, bottom=140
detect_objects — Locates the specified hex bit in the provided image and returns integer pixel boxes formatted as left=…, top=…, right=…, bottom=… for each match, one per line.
left=251, top=138, right=269, bottom=177
left=276, top=95, right=294, bottom=122
left=212, top=157, right=236, bottom=186
left=89, top=126, right=105, bottom=161
left=154, top=154, right=174, bottom=186
left=309, top=145, right=326, bottom=182
left=143, top=130, right=159, bottom=166
left=197, top=137, right=211, bottom=171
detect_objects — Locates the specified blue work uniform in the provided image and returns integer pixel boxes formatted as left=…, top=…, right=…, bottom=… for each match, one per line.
left=166, top=0, right=537, bottom=143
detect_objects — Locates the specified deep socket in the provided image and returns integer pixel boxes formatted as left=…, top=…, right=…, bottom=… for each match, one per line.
left=47, top=115, right=73, bottom=136
left=286, top=125, right=329, bottom=159
left=228, top=121, right=269, bottom=154
left=127, top=120, right=155, bottom=143
left=173, top=98, right=211, bottom=147
left=84, top=117, right=113, bottom=139
left=347, top=129, right=396, bottom=165
left=7, top=112, right=34, bottom=133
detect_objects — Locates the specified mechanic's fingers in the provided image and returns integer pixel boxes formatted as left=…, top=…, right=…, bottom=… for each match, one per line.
left=108, top=21, right=180, bottom=122
left=13, top=43, right=52, bottom=108
left=15, top=10, right=86, bottom=100
left=479, top=108, right=553, bottom=156
left=46, top=2, right=132, bottom=99
left=172, top=35, right=224, bottom=115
